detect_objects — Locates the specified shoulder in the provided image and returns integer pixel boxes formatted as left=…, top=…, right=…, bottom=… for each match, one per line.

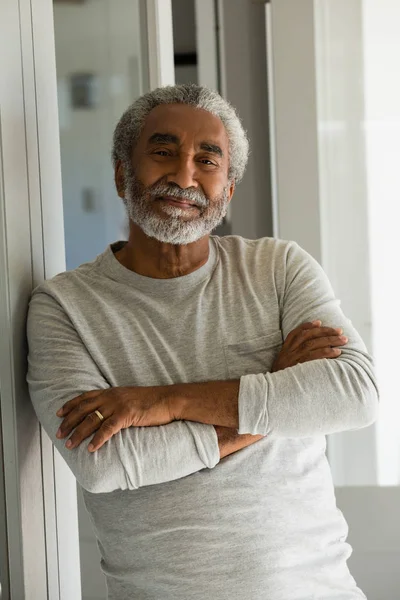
left=211, top=234, right=300, bottom=271
left=211, top=236, right=327, bottom=303
left=29, top=251, right=106, bottom=309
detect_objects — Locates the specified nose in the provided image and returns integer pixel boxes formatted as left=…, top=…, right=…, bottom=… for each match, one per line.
left=166, top=155, right=198, bottom=190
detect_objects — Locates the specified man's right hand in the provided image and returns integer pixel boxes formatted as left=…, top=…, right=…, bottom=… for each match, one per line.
left=271, top=320, right=348, bottom=373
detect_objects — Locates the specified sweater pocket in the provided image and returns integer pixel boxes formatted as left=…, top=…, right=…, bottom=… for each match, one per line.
left=224, top=331, right=283, bottom=378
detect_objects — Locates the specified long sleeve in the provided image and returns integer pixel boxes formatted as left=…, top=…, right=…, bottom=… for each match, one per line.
left=27, top=291, right=219, bottom=494
left=237, top=241, right=379, bottom=436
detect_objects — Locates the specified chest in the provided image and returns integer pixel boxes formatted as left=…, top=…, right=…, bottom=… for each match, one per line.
left=74, top=273, right=283, bottom=387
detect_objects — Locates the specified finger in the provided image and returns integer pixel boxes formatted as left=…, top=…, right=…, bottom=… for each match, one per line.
left=57, top=390, right=103, bottom=417
left=64, top=410, right=109, bottom=450
left=87, top=418, right=121, bottom=452
left=290, top=326, right=344, bottom=349
left=297, top=334, right=348, bottom=353
left=310, top=347, right=343, bottom=360
left=284, top=321, right=321, bottom=345
left=295, top=347, right=342, bottom=364
left=57, top=395, right=105, bottom=439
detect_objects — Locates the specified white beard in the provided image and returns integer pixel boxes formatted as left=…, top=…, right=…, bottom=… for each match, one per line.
left=123, top=171, right=230, bottom=245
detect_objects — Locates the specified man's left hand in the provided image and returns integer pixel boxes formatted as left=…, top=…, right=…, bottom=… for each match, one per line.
left=56, top=386, right=175, bottom=452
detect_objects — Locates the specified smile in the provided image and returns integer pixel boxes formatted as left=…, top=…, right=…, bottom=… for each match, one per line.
left=158, top=196, right=199, bottom=209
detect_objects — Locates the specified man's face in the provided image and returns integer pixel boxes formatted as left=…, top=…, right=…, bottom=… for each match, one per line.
left=116, top=103, right=235, bottom=245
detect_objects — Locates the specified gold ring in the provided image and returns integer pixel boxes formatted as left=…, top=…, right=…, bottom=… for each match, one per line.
left=94, top=410, right=104, bottom=422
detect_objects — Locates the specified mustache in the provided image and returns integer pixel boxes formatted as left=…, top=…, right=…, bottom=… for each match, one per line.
left=147, top=182, right=209, bottom=208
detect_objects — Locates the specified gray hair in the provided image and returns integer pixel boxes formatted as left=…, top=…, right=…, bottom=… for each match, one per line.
left=111, top=84, right=249, bottom=184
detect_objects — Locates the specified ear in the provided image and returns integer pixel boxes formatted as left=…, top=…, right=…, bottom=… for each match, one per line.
left=114, top=160, right=126, bottom=199
left=227, top=180, right=235, bottom=204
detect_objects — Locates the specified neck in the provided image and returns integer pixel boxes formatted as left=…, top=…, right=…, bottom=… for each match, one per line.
left=114, top=222, right=210, bottom=279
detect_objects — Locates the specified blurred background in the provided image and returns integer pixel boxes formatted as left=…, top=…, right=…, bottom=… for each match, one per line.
left=1, top=0, right=400, bottom=598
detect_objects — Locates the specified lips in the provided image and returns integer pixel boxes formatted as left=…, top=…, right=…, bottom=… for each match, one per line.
left=158, top=196, right=198, bottom=208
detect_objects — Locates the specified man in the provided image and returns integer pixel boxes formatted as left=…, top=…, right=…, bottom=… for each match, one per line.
left=27, top=84, right=378, bottom=599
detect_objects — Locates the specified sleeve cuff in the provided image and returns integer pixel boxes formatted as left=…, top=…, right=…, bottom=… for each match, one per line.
left=238, top=373, right=269, bottom=435
left=186, top=422, right=220, bottom=469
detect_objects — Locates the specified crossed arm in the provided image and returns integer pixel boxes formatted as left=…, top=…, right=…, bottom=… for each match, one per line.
left=27, top=243, right=379, bottom=494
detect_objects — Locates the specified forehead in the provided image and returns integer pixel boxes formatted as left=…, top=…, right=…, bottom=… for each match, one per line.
left=139, top=103, right=229, bottom=149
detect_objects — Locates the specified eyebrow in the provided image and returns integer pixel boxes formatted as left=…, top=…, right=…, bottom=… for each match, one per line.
left=200, top=142, right=223, bottom=158
left=148, top=133, right=180, bottom=145
left=147, top=132, right=224, bottom=158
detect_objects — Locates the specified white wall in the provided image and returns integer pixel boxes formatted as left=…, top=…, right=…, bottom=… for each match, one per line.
left=314, top=0, right=377, bottom=486
left=363, top=0, right=400, bottom=487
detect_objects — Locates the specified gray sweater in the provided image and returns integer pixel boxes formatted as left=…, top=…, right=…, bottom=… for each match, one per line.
left=27, top=235, right=378, bottom=599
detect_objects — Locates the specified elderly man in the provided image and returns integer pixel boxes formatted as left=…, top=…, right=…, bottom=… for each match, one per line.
left=27, top=84, right=378, bottom=599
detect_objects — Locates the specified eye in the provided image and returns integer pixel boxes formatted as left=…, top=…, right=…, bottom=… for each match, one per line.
left=199, top=158, right=217, bottom=166
left=153, top=150, right=170, bottom=157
